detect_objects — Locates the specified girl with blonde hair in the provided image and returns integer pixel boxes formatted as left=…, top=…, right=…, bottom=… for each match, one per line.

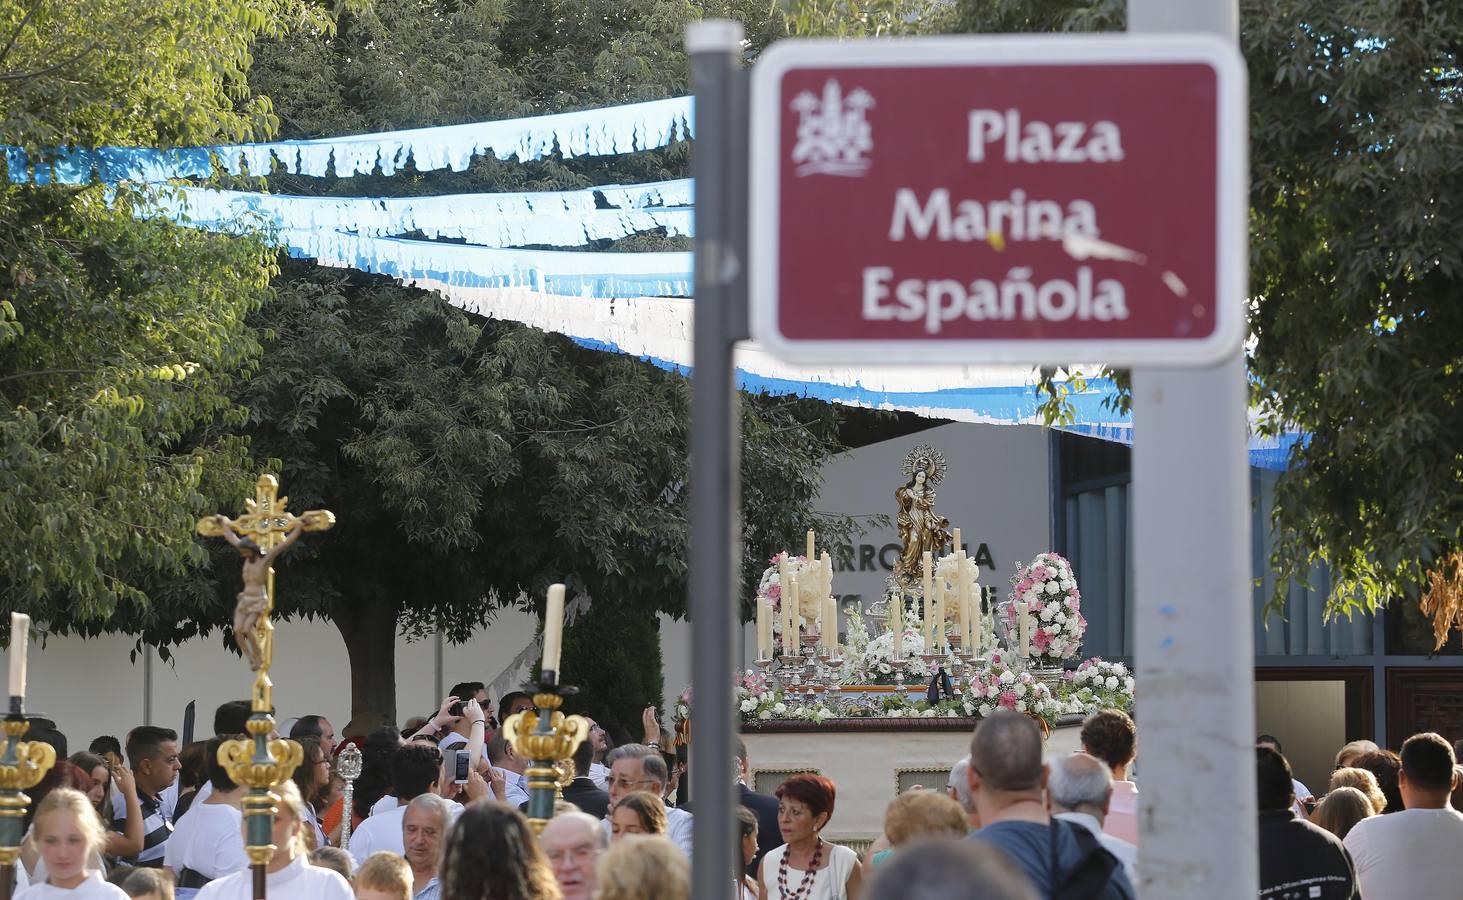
left=1328, top=767, right=1388, bottom=815
left=16, top=788, right=124, bottom=898
left=194, top=781, right=353, bottom=899
left=352, top=852, right=411, bottom=900
left=1312, top=787, right=1374, bottom=840
left=595, top=835, right=689, bottom=900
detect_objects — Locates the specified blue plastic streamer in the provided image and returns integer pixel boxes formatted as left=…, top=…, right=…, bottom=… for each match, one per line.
left=7, top=97, right=693, bottom=184
left=154, top=183, right=693, bottom=248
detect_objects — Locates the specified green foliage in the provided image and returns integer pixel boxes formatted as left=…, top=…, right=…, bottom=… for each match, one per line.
left=558, top=602, right=664, bottom=742
left=0, top=0, right=326, bottom=625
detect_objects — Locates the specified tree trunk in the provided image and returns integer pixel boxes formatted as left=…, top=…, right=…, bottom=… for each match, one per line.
left=333, top=596, right=399, bottom=734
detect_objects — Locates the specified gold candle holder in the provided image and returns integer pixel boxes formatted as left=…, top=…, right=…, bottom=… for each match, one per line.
left=0, top=716, right=56, bottom=900
left=503, top=689, right=589, bottom=834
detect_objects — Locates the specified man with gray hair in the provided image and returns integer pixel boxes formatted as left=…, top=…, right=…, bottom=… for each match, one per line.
left=947, top=756, right=980, bottom=831
left=967, top=711, right=1134, bottom=899
left=603, top=743, right=693, bottom=855
left=1048, top=753, right=1138, bottom=885
left=541, top=811, right=607, bottom=900
left=402, top=793, right=454, bottom=900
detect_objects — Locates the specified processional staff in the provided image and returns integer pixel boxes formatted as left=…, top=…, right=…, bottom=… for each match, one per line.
left=335, top=743, right=363, bottom=850
left=199, top=474, right=334, bottom=900
left=0, top=613, right=56, bottom=900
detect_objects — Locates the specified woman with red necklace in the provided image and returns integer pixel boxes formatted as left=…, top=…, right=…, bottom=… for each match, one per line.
left=758, top=773, right=864, bottom=900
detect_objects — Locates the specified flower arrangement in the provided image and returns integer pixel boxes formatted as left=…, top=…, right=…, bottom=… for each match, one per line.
left=758, top=552, right=825, bottom=636
left=735, top=670, right=784, bottom=720
left=1005, top=552, right=1086, bottom=663
left=841, top=624, right=931, bottom=685
left=964, top=652, right=1065, bottom=720
left=1061, top=657, right=1135, bottom=715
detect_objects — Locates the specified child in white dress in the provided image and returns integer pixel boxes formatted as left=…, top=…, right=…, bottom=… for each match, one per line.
left=15, top=788, right=127, bottom=899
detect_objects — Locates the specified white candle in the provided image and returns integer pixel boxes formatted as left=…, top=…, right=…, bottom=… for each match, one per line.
left=823, top=594, right=836, bottom=651
left=1019, top=604, right=1031, bottom=659
left=822, top=552, right=833, bottom=605
left=806, top=529, right=815, bottom=563
left=785, top=576, right=800, bottom=654
left=921, top=552, right=933, bottom=650
left=756, top=590, right=769, bottom=660
left=891, top=589, right=903, bottom=660
left=932, top=574, right=945, bottom=655
left=953, top=527, right=962, bottom=555
left=956, top=554, right=969, bottom=653
left=541, top=584, right=565, bottom=676
left=8, top=613, right=27, bottom=700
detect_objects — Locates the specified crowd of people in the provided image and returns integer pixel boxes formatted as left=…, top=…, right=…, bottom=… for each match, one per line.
left=8, top=681, right=1463, bottom=899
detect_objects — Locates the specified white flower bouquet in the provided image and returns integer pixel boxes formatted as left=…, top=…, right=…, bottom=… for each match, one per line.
left=1005, top=552, right=1086, bottom=664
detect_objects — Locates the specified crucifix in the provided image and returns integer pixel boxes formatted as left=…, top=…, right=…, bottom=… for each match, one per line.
left=198, top=474, right=333, bottom=900
left=198, top=474, right=334, bottom=712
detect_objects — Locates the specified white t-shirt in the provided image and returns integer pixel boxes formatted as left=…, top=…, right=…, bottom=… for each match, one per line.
left=1105, top=781, right=1138, bottom=845
left=163, top=802, right=248, bottom=880
left=1343, top=806, right=1463, bottom=899
left=349, top=799, right=463, bottom=866
left=438, top=732, right=468, bottom=753
left=195, top=854, right=353, bottom=900
left=368, top=794, right=400, bottom=817
left=16, top=871, right=126, bottom=900
left=588, top=763, right=610, bottom=790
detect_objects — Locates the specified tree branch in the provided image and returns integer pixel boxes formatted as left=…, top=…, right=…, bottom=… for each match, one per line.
left=0, top=38, right=100, bottom=83
left=0, top=0, right=44, bottom=70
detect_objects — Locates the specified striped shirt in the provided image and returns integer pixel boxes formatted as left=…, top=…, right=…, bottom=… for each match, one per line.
left=120, top=790, right=174, bottom=867
left=413, top=878, right=441, bottom=900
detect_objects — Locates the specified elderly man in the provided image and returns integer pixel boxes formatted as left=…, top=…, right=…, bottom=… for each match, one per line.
left=604, top=743, right=693, bottom=855
left=542, top=811, right=607, bottom=900
left=402, top=794, right=453, bottom=900
left=1047, top=753, right=1138, bottom=885
left=967, top=711, right=1134, bottom=899
left=947, top=756, right=981, bottom=832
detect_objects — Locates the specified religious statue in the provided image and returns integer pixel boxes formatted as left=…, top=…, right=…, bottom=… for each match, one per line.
left=894, top=444, right=952, bottom=582
left=211, top=515, right=304, bottom=672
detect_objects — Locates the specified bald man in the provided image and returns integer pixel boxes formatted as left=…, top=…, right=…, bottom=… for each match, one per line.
left=967, top=711, right=1134, bottom=899
left=542, top=812, right=607, bottom=900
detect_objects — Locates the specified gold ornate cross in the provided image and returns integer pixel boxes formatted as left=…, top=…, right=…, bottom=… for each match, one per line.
left=197, top=474, right=334, bottom=713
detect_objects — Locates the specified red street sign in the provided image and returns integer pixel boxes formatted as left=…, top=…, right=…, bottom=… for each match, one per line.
left=749, top=35, right=1247, bottom=366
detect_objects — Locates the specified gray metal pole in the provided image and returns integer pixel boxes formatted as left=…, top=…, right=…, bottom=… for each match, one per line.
left=686, top=19, right=746, bottom=900
left=1129, top=1, right=1256, bottom=896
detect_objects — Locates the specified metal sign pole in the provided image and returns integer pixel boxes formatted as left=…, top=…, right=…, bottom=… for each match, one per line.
left=686, top=19, right=748, bottom=900
left=1129, top=0, right=1257, bottom=895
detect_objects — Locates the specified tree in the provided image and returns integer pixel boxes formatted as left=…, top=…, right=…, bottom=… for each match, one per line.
left=0, top=0, right=337, bottom=621
left=950, top=0, right=1463, bottom=631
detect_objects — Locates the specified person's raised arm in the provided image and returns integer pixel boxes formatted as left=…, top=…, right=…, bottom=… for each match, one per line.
left=464, top=698, right=486, bottom=771
left=215, top=516, right=244, bottom=548
left=105, top=764, right=145, bottom=857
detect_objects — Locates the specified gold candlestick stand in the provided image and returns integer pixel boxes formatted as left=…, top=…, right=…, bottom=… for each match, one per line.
left=503, top=676, right=589, bottom=834
left=0, top=707, right=56, bottom=900
left=200, top=475, right=333, bottom=900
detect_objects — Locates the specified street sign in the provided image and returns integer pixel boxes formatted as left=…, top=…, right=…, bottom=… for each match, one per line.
left=749, top=35, right=1246, bottom=366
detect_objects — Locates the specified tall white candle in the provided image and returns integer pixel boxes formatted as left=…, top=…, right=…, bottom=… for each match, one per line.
left=932, top=574, right=945, bottom=655
left=921, top=552, right=933, bottom=650
left=891, top=589, right=903, bottom=660
left=785, top=576, right=800, bottom=654
left=541, top=584, right=565, bottom=676
left=1018, top=604, right=1031, bottom=659
left=7, top=612, right=27, bottom=700
left=821, top=552, right=833, bottom=605
left=823, top=594, right=836, bottom=651
left=956, top=554, right=969, bottom=653
left=952, top=527, right=962, bottom=555
left=806, top=529, right=815, bottom=563
left=756, top=590, right=769, bottom=660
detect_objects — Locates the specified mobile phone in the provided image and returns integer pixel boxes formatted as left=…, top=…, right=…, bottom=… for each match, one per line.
left=453, top=749, right=471, bottom=785
left=448, top=701, right=465, bottom=718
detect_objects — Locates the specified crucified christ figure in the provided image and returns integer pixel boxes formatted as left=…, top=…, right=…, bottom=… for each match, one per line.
left=213, top=517, right=304, bottom=671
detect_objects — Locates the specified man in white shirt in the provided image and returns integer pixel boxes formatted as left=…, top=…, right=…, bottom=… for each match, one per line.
left=602, top=744, right=692, bottom=856
left=349, top=744, right=445, bottom=866
left=1047, top=752, right=1138, bottom=885
left=487, top=733, right=531, bottom=808
left=585, top=719, right=611, bottom=790
left=1344, top=732, right=1463, bottom=899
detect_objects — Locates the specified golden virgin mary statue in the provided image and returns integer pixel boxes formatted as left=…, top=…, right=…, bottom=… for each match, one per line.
left=895, top=444, right=952, bottom=583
